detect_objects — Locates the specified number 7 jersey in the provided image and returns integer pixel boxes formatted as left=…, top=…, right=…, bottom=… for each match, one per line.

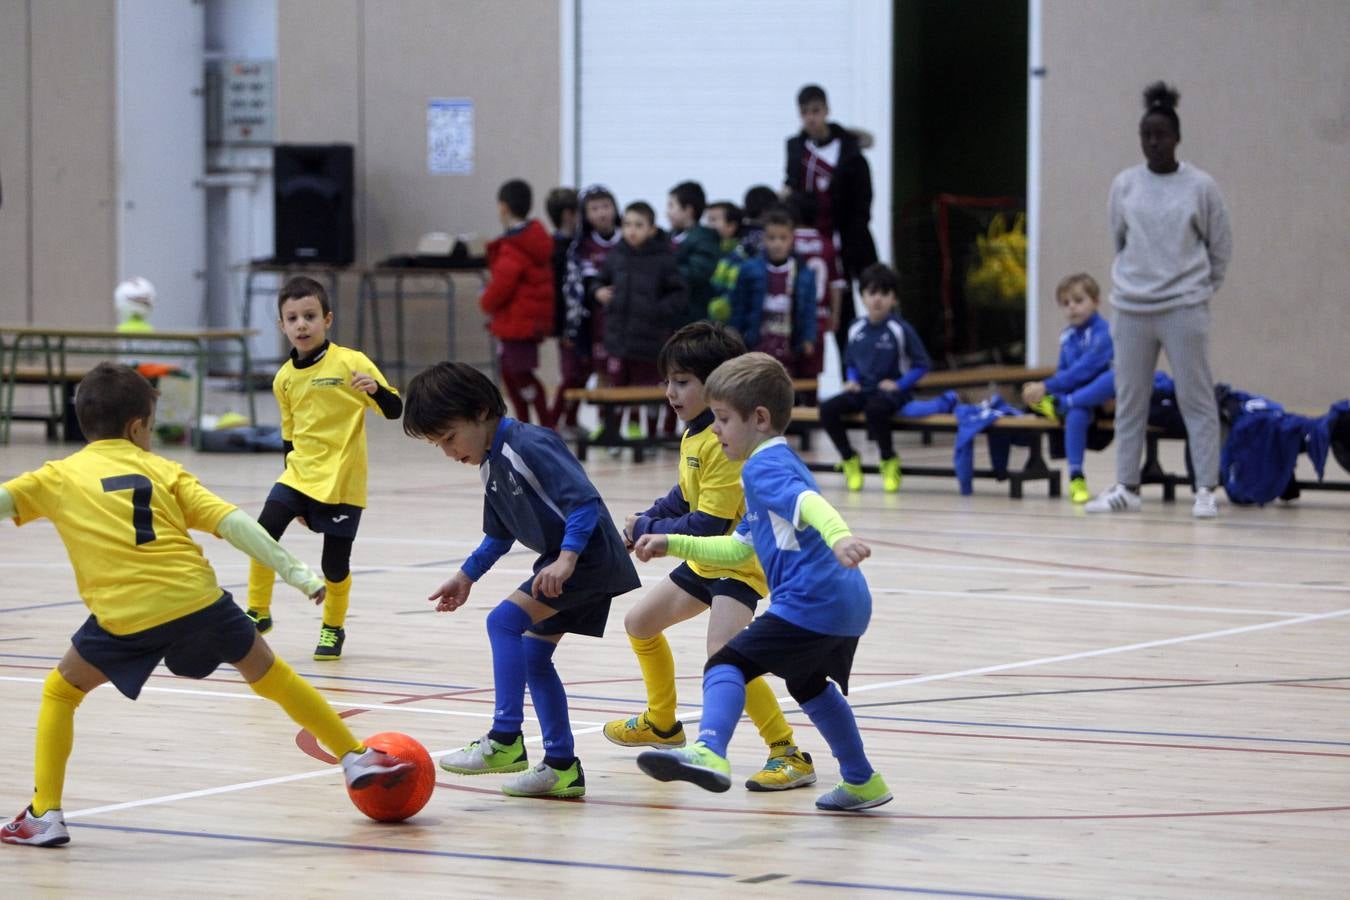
left=4, top=439, right=237, bottom=634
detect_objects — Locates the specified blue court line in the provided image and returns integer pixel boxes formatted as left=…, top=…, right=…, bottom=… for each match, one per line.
left=0, top=600, right=83, bottom=614
left=850, top=713, right=1350, bottom=749
left=793, top=878, right=1054, bottom=899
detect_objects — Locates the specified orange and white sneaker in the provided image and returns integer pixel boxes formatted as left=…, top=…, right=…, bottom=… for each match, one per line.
left=1, top=805, right=70, bottom=847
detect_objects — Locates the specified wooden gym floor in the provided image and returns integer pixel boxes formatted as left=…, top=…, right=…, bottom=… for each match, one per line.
left=2, top=413, right=1348, bottom=898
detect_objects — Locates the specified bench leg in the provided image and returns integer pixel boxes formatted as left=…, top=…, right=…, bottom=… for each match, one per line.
left=575, top=437, right=589, bottom=462
left=1140, top=432, right=1178, bottom=502
left=1011, top=434, right=1058, bottom=499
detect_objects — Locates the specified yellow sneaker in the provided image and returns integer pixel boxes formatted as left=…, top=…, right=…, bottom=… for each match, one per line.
left=602, top=713, right=686, bottom=749
left=744, top=745, right=817, bottom=792
left=1027, top=395, right=1060, bottom=424
left=836, top=455, right=864, bottom=491
left=1069, top=476, right=1091, bottom=504
left=879, top=457, right=902, bottom=493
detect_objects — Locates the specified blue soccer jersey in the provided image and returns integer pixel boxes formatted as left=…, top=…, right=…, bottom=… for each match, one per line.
left=480, top=418, right=637, bottom=593
left=734, top=438, right=871, bottom=636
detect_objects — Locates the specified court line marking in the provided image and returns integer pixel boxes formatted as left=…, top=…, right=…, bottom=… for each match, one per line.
left=864, top=523, right=1347, bottom=557
left=869, top=587, right=1306, bottom=617
left=59, top=605, right=1350, bottom=821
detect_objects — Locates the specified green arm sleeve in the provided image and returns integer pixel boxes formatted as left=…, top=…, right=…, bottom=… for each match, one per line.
left=217, top=509, right=323, bottom=596
left=0, top=486, right=13, bottom=520
left=798, top=491, right=853, bottom=548
left=665, top=533, right=757, bottom=567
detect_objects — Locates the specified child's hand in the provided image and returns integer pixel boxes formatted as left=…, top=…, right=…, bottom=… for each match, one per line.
left=350, top=372, right=379, bottom=395
left=1022, top=381, right=1046, bottom=405
left=633, top=534, right=668, bottom=562
left=833, top=536, right=871, bottom=569
left=878, top=379, right=898, bottom=393
left=309, top=585, right=327, bottom=606
left=844, top=380, right=861, bottom=393
left=623, top=513, right=642, bottom=550
left=532, top=551, right=578, bottom=599
left=428, top=570, right=474, bottom=612
left=595, top=286, right=614, bottom=305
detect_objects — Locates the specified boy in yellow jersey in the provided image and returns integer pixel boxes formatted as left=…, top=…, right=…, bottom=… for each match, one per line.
left=246, top=276, right=402, bottom=660
left=0, top=364, right=410, bottom=848
left=605, top=322, right=817, bottom=791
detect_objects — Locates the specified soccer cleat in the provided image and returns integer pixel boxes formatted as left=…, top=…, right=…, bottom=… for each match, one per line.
left=636, top=741, right=732, bottom=793
left=603, top=713, right=687, bottom=749
left=501, top=759, right=586, bottom=798
left=1192, top=486, right=1219, bottom=519
left=815, top=772, right=893, bottom=811
left=313, top=624, right=345, bottom=661
left=1084, top=483, right=1142, bottom=513
left=745, top=746, right=817, bottom=792
left=836, top=455, right=864, bottom=492
left=439, top=734, right=529, bottom=775
left=1, top=806, right=70, bottom=847
left=341, top=746, right=414, bottom=791
left=1026, top=395, right=1060, bottom=424
left=1069, top=476, right=1091, bottom=504
left=246, top=608, right=273, bottom=634
left=879, top=457, right=902, bottom=494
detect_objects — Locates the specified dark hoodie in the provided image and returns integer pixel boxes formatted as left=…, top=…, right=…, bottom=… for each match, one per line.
left=785, top=122, right=878, bottom=280
left=599, top=232, right=687, bottom=362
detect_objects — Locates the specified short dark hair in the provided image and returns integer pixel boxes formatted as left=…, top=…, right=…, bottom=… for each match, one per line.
left=859, top=262, right=900, bottom=296
left=707, top=201, right=742, bottom=230
left=545, top=187, right=578, bottom=228
left=797, top=84, right=828, bottom=108
left=742, top=185, right=779, bottom=220
left=624, top=201, right=655, bottom=225
left=761, top=208, right=795, bottom=231
left=278, top=275, right=330, bottom=316
left=498, top=179, right=533, bottom=219
left=668, top=181, right=707, bottom=220
left=657, top=321, right=747, bottom=384
left=402, top=362, right=506, bottom=439
left=75, top=363, right=159, bottom=441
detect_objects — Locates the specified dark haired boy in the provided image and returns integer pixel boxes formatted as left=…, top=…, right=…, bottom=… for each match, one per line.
left=245, top=275, right=402, bottom=660
left=481, top=179, right=554, bottom=425
left=544, top=186, right=578, bottom=341
left=666, top=181, right=720, bottom=324
left=402, top=362, right=640, bottom=798
left=0, top=363, right=409, bottom=846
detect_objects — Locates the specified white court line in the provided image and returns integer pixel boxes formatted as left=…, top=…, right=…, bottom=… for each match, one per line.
left=58, top=604, right=1350, bottom=822
left=870, top=587, right=1306, bottom=618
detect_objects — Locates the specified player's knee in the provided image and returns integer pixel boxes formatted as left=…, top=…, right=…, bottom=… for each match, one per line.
left=786, top=673, right=828, bottom=705
left=486, top=599, right=530, bottom=637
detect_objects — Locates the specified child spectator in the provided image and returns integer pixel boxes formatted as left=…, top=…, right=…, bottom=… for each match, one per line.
left=706, top=201, right=745, bottom=323
left=1022, top=273, right=1115, bottom=503
left=552, top=185, right=621, bottom=432
left=605, top=322, right=817, bottom=792
left=0, top=364, right=409, bottom=846
left=820, top=262, right=956, bottom=493
left=631, top=352, right=891, bottom=812
left=545, top=186, right=578, bottom=343
left=740, top=185, right=780, bottom=258
left=246, top=276, right=402, bottom=660
left=404, top=363, right=641, bottom=798
left=730, top=209, right=816, bottom=373
left=480, top=179, right=554, bottom=425
left=787, top=196, right=847, bottom=380
left=666, top=181, right=720, bottom=324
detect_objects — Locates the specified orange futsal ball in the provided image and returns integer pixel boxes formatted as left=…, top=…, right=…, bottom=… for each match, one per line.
left=347, top=732, right=436, bottom=822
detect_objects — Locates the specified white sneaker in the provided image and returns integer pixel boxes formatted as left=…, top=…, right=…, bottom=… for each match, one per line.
left=1192, top=487, right=1219, bottom=519
left=341, top=747, right=413, bottom=790
left=1084, top=483, right=1142, bottom=513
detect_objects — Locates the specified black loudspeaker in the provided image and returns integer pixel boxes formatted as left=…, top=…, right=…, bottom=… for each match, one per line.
left=273, top=143, right=355, bottom=265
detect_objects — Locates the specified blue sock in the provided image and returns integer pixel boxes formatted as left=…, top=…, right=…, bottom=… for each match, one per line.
left=801, top=684, right=873, bottom=784
left=486, top=601, right=533, bottom=738
left=524, top=637, right=574, bottom=767
left=696, top=664, right=746, bottom=757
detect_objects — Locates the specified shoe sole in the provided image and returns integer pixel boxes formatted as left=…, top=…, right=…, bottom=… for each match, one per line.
left=438, top=759, right=529, bottom=776
left=602, top=730, right=687, bottom=750
left=500, top=785, right=586, bottom=799
left=636, top=752, right=731, bottom=793
left=348, top=762, right=415, bottom=791
left=815, top=791, right=894, bottom=811
left=313, top=653, right=341, bottom=661
left=744, top=771, right=818, bottom=792
left=0, top=834, right=70, bottom=847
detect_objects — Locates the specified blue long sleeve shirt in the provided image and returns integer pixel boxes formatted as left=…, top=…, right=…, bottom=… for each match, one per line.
left=1044, top=312, right=1113, bottom=395
left=843, top=314, right=931, bottom=393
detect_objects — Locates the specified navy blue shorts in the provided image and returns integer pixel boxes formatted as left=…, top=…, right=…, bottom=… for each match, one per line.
left=712, top=612, right=860, bottom=697
left=71, top=592, right=257, bottom=700
left=267, top=483, right=362, bottom=539
left=514, top=574, right=613, bottom=638
left=668, top=562, right=762, bottom=613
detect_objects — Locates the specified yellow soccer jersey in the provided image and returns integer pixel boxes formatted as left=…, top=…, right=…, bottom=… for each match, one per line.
left=679, top=413, right=768, bottom=595
left=4, top=440, right=237, bottom=635
left=274, top=342, right=398, bottom=506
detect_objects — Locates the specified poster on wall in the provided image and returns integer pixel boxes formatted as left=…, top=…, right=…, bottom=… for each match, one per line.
left=427, top=98, right=474, bottom=175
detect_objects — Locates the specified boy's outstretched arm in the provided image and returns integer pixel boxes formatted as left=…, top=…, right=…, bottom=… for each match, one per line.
left=634, top=532, right=756, bottom=567
left=798, top=492, right=870, bottom=568
left=217, top=510, right=326, bottom=603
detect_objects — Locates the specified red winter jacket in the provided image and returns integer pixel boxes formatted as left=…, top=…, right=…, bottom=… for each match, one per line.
left=479, top=219, right=555, bottom=341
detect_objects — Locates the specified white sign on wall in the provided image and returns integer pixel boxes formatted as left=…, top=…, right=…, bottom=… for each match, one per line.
left=427, top=98, right=474, bottom=175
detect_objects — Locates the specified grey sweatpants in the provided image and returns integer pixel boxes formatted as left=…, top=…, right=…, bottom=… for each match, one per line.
left=1112, top=302, right=1220, bottom=489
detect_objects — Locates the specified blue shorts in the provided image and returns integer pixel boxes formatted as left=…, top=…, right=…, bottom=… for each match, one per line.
left=713, top=612, right=860, bottom=695
left=71, top=592, right=257, bottom=700
left=514, top=574, right=613, bottom=638
left=267, top=483, right=362, bottom=539
left=668, top=562, right=761, bottom=613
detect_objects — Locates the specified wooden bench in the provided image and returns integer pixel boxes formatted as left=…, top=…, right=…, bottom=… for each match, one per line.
left=1, top=366, right=90, bottom=440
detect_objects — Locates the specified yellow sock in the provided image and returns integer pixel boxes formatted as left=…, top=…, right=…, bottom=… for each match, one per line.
left=629, top=633, right=678, bottom=731
left=247, top=559, right=275, bottom=615
left=31, top=669, right=86, bottom=815
left=744, top=676, right=795, bottom=750
left=249, top=656, right=362, bottom=759
left=322, top=574, right=352, bottom=628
